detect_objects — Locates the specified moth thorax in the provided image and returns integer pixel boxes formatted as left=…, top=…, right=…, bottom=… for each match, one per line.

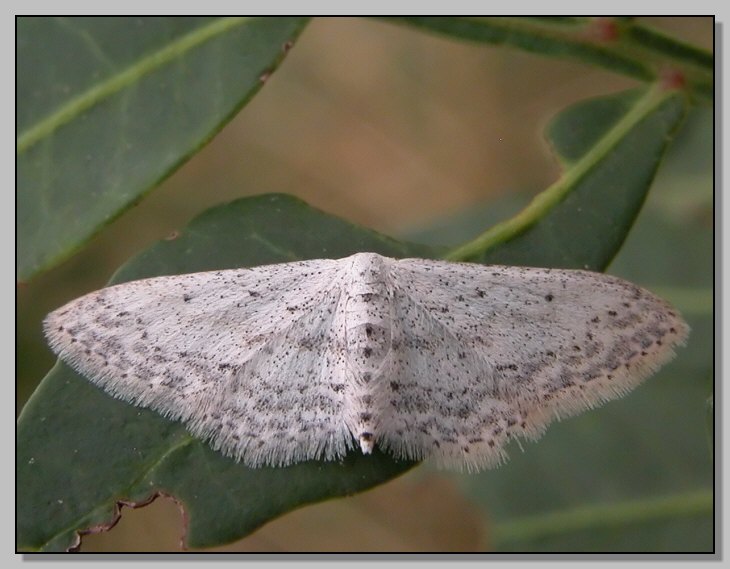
left=343, top=254, right=392, bottom=379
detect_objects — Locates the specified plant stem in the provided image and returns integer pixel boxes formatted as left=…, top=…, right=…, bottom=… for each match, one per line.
left=384, top=17, right=713, bottom=102
left=492, top=488, right=713, bottom=547
left=444, top=84, right=680, bottom=262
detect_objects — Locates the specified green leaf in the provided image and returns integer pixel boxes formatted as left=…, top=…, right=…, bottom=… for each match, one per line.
left=17, top=16, right=310, bottom=281
left=18, top=87, right=689, bottom=551
left=383, top=17, right=712, bottom=102
left=705, top=395, right=714, bottom=457
left=446, top=86, right=687, bottom=269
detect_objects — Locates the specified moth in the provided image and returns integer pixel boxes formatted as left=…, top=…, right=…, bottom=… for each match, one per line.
left=45, top=253, right=688, bottom=471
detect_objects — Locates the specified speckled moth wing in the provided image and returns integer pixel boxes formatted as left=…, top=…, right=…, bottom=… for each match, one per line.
left=382, top=258, right=688, bottom=470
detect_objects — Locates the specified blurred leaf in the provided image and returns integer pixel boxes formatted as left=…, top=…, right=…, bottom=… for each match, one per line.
left=384, top=17, right=712, bottom=101
left=450, top=109, right=712, bottom=552
left=546, top=89, right=646, bottom=166
left=447, top=86, right=687, bottom=270
left=705, top=395, right=713, bottom=457
left=18, top=86, right=691, bottom=552
left=17, top=16, right=309, bottom=281
left=459, top=318, right=713, bottom=553
left=493, top=491, right=712, bottom=552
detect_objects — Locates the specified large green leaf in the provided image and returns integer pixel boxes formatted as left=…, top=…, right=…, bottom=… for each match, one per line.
left=17, top=16, right=310, bottom=281
left=17, top=86, right=689, bottom=551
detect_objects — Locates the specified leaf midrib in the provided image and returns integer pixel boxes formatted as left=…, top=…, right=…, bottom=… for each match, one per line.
left=444, top=85, right=681, bottom=261
left=17, top=16, right=250, bottom=154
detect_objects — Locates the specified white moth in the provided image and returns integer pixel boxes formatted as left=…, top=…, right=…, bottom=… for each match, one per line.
left=44, top=252, right=688, bottom=472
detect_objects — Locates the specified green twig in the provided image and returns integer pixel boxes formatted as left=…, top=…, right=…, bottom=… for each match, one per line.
left=626, top=25, right=713, bottom=69
left=385, top=17, right=712, bottom=102
left=492, top=489, right=713, bottom=546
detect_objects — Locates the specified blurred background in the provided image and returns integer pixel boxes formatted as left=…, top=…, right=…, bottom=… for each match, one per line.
left=17, top=17, right=713, bottom=551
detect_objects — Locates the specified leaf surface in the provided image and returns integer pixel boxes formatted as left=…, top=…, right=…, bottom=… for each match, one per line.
left=17, top=16, right=309, bottom=281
